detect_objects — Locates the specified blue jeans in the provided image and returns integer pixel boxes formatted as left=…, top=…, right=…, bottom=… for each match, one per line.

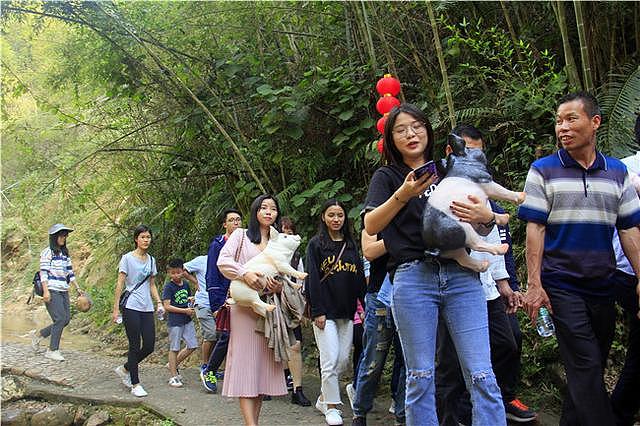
left=391, top=259, right=505, bottom=426
left=353, top=292, right=406, bottom=420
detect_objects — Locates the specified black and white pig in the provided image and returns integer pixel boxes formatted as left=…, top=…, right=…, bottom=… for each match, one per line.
left=421, top=133, right=525, bottom=272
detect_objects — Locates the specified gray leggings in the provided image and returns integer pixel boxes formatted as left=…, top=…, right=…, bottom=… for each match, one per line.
left=40, top=290, right=70, bottom=351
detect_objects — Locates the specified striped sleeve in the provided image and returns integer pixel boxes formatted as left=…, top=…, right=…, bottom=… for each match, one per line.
left=40, top=248, right=52, bottom=281
left=518, top=166, right=549, bottom=224
left=67, top=256, right=76, bottom=282
left=617, top=173, right=640, bottom=230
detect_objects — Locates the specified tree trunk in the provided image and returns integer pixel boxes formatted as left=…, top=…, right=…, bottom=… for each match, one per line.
left=551, top=1, right=582, bottom=90
left=573, top=1, right=594, bottom=92
left=426, top=2, right=456, bottom=127
left=359, top=1, right=379, bottom=75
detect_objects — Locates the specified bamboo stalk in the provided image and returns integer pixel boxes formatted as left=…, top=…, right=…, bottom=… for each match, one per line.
left=574, top=1, right=594, bottom=93
left=551, top=1, right=582, bottom=90
left=426, top=1, right=456, bottom=128
left=499, top=0, right=524, bottom=62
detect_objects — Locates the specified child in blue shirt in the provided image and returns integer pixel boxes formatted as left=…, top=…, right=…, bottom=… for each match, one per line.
left=162, top=258, right=198, bottom=387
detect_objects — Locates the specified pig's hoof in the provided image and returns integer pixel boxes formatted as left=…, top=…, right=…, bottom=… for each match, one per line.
left=497, top=243, right=509, bottom=255
left=475, top=261, right=490, bottom=272
left=515, top=192, right=526, bottom=204
left=226, top=298, right=237, bottom=305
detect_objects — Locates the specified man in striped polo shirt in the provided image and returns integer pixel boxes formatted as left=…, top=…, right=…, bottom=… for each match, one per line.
left=518, top=92, right=640, bottom=426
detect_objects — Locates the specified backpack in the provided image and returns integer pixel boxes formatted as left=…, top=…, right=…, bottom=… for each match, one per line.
left=26, top=271, right=43, bottom=304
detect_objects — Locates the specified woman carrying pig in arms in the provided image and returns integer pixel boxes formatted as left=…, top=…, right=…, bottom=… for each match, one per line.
left=217, top=194, right=287, bottom=426
left=362, top=104, right=505, bottom=426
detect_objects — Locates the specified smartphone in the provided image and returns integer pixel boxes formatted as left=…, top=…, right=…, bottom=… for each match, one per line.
left=413, top=161, right=437, bottom=179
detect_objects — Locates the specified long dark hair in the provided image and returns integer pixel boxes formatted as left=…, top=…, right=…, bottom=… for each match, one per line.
left=316, top=199, right=355, bottom=250
left=246, top=194, right=282, bottom=244
left=49, top=232, right=69, bottom=256
left=382, top=103, right=434, bottom=168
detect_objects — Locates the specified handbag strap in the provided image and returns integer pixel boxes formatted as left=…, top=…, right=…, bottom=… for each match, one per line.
left=319, top=242, right=347, bottom=284
left=129, top=256, right=155, bottom=294
left=234, top=230, right=245, bottom=263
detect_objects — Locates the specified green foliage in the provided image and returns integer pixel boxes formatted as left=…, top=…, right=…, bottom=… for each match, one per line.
left=3, top=2, right=638, bottom=410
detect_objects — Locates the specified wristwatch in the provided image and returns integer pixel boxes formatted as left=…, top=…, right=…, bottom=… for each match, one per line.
left=482, top=213, right=496, bottom=228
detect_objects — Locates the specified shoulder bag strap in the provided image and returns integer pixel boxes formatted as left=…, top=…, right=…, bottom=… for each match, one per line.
left=130, top=256, right=154, bottom=294
left=319, top=242, right=347, bottom=284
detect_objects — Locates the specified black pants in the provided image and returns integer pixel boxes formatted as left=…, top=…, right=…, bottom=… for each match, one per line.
left=610, top=270, right=640, bottom=426
left=122, top=309, right=155, bottom=385
left=205, top=330, right=229, bottom=373
left=546, top=286, right=616, bottom=426
left=436, top=297, right=518, bottom=426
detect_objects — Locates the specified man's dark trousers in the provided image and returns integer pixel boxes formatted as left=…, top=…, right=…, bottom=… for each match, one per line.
left=610, top=270, right=640, bottom=426
left=545, top=286, right=616, bottom=426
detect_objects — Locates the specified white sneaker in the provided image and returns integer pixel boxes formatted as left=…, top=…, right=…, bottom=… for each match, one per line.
left=168, top=376, right=183, bottom=388
left=44, top=349, right=65, bottom=361
left=345, top=383, right=355, bottom=411
left=114, top=365, right=132, bottom=388
left=28, top=329, right=43, bottom=352
left=165, top=362, right=182, bottom=380
left=389, top=400, right=396, bottom=414
left=325, top=408, right=343, bottom=425
left=315, top=395, right=327, bottom=415
left=131, top=384, right=148, bottom=397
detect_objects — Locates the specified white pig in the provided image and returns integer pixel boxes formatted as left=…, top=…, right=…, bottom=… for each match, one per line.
left=227, top=226, right=307, bottom=317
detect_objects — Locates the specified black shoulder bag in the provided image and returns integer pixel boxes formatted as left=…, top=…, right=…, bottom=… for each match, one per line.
left=118, top=256, right=155, bottom=310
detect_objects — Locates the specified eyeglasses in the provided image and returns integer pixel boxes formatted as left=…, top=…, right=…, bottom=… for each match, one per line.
left=393, top=121, right=426, bottom=138
left=227, top=217, right=241, bottom=223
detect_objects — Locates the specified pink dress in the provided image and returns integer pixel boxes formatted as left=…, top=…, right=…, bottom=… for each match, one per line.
left=217, top=228, right=287, bottom=397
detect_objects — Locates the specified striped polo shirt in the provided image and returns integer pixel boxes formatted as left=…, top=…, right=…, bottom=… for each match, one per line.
left=40, top=247, right=76, bottom=292
left=518, top=149, right=640, bottom=297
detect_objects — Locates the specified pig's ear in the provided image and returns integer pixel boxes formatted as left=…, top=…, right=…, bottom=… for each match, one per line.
left=269, top=226, right=279, bottom=240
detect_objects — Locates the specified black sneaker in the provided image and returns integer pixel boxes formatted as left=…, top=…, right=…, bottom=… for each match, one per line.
left=352, top=416, right=366, bottom=426
left=505, top=398, right=537, bottom=423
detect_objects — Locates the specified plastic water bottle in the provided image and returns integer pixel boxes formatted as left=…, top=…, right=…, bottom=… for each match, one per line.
left=116, top=314, right=123, bottom=324
left=536, top=307, right=555, bottom=337
left=157, top=308, right=165, bottom=321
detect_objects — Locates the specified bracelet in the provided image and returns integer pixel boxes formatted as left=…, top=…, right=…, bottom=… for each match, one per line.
left=393, top=193, right=407, bottom=204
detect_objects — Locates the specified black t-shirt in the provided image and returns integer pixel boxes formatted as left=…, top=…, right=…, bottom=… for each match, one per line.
left=363, top=165, right=437, bottom=271
left=305, top=236, right=366, bottom=320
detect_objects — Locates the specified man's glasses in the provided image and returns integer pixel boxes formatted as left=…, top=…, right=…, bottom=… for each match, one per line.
left=227, top=217, right=242, bottom=223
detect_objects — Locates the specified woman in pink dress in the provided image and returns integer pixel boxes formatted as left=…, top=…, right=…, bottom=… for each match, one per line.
left=217, top=194, right=287, bottom=425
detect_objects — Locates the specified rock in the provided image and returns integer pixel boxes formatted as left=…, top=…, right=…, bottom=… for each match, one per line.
left=73, top=406, right=88, bottom=425
left=1, top=407, right=31, bottom=425
left=30, top=405, right=75, bottom=426
left=1, top=375, right=25, bottom=403
left=84, top=410, right=110, bottom=426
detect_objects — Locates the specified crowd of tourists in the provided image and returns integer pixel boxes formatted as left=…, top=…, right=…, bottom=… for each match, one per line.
left=30, top=92, right=640, bottom=426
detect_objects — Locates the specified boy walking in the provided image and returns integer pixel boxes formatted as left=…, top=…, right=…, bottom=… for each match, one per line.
left=162, top=258, right=198, bottom=387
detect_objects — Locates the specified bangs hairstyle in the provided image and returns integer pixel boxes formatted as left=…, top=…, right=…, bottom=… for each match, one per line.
left=316, top=199, right=356, bottom=250
left=383, top=103, right=434, bottom=168
left=247, top=194, right=282, bottom=244
left=281, top=217, right=296, bottom=234
left=49, top=232, right=69, bottom=256
left=133, top=224, right=153, bottom=248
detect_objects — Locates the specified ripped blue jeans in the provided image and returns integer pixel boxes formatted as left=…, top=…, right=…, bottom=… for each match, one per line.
left=391, top=259, right=505, bottom=426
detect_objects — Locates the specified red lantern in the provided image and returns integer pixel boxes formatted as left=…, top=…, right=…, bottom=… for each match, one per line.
left=376, top=116, right=387, bottom=134
left=376, top=74, right=401, bottom=96
left=376, top=95, right=400, bottom=115
left=377, top=138, right=384, bottom=154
